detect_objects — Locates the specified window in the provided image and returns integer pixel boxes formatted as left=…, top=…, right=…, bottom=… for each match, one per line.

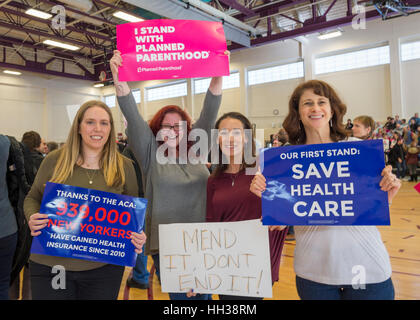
left=104, top=94, right=116, bottom=108
left=401, top=40, right=420, bottom=62
left=315, top=45, right=390, bottom=75
left=146, top=82, right=187, bottom=101
left=248, top=61, right=304, bottom=86
left=194, top=72, right=240, bottom=94
left=132, top=89, right=141, bottom=104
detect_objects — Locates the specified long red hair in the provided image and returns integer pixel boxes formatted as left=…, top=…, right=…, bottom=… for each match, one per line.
left=148, top=105, right=194, bottom=150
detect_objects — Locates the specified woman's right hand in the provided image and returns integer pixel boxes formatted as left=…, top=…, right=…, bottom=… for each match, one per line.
left=250, top=172, right=266, bottom=198
left=110, top=50, right=123, bottom=79
left=28, top=213, right=49, bottom=236
left=110, top=50, right=130, bottom=96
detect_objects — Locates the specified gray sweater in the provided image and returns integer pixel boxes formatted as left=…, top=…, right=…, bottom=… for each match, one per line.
left=0, top=134, right=17, bottom=239
left=117, top=90, right=221, bottom=255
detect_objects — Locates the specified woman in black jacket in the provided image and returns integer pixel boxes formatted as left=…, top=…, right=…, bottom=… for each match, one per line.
left=389, top=134, right=406, bottom=179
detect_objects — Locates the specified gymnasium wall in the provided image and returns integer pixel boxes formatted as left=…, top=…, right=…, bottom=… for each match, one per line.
left=1, top=13, right=420, bottom=143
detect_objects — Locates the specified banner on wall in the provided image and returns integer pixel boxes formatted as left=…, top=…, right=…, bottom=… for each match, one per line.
left=31, top=182, right=147, bottom=267
left=261, top=140, right=390, bottom=226
left=159, top=219, right=273, bottom=298
left=116, top=19, right=229, bottom=81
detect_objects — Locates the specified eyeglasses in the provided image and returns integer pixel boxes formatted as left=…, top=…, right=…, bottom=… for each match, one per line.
left=160, top=124, right=183, bottom=132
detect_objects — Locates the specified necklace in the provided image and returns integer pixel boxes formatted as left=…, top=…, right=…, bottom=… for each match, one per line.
left=85, top=169, right=97, bottom=185
left=230, top=172, right=240, bottom=187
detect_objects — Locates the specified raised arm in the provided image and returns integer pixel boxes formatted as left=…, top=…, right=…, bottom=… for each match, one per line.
left=194, top=50, right=229, bottom=133
left=110, top=50, right=156, bottom=173
left=110, top=50, right=131, bottom=97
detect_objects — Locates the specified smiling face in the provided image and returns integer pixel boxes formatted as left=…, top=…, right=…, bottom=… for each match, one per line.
left=218, top=118, right=247, bottom=162
left=79, top=106, right=111, bottom=152
left=352, top=120, right=371, bottom=139
left=160, top=112, right=185, bottom=148
left=298, top=89, right=333, bottom=132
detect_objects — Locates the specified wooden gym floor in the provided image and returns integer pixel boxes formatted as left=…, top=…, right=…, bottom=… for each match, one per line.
left=119, top=180, right=420, bottom=300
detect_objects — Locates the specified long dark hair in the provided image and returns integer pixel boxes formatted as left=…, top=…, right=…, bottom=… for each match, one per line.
left=211, top=112, right=256, bottom=177
left=283, top=80, right=347, bottom=145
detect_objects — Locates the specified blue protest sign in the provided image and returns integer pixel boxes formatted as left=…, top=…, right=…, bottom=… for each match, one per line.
left=261, top=140, right=390, bottom=226
left=30, top=182, right=147, bottom=266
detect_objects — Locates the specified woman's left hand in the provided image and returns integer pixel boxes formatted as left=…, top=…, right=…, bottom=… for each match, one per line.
left=131, top=231, right=147, bottom=254
left=380, top=165, right=401, bottom=204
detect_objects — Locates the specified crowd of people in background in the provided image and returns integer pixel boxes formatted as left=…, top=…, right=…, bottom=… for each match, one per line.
left=269, top=112, right=420, bottom=182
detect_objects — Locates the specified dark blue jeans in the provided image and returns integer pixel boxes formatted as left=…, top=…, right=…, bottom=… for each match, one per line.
left=132, top=246, right=149, bottom=285
left=395, top=161, right=407, bottom=178
left=0, top=232, right=17, bottom=300
left=152, top=254, right=211, bottom=300
left=296, top=276, right=395, bottom=300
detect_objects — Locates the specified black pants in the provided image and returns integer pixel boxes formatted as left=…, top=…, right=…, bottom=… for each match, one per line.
left=0, top=232, right=17, bottom=300
left=29, top=261, right=124, bottom=300
left=219, top=294, right=264, bottom=300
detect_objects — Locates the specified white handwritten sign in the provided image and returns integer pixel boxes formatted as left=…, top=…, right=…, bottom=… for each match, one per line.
left=158, top=219, right=272, bottom=298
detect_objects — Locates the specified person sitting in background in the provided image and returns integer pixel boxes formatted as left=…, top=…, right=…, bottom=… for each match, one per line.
left=345, top=119, right=353, bottom=131
left=272, top=128, right=289, bottom=147
left=46, top=142, right=58, bottom=154
left=409, top=118, right=417, bottom=133
left=352, top=116, right=375, bottom=140
left=409, top=112, right=420, bottom=127
left=384, top=118, right=396, bottom=132
left=373, top=126, right=384, bottom=139
left=394, top=123, right=404, bottom=136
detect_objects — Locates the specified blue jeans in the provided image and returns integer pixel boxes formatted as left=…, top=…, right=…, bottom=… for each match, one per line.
left=152, top=254, right=211, bottom=300
left=296, top=276, right=395, bottom=300
left=132, top=247, right=149, bottom=285
left=395, top=161, right=407, bottom=178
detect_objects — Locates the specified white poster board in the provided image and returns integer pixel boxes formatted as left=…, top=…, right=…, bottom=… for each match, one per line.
left=158, top=219, right=272, bottom=298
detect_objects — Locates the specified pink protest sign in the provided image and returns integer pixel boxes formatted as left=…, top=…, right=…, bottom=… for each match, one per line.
left=116, top=19, right=229, bottom=81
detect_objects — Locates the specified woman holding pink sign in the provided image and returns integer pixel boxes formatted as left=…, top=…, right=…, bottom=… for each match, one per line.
left=110, top=49, right=229, bottom=300
left=250, top=80, right=401, bottom=300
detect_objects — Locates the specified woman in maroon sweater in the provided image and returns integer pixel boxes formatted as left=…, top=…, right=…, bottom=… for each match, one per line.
left=206, top=112, right=288, bottom=300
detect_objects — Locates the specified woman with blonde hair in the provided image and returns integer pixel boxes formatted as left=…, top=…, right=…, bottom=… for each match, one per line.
left=24, top=100, right=146, bottom=300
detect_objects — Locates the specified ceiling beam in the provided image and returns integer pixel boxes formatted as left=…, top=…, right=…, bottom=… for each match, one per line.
left=0, top=5, right=112, bottom=42
left=218, top=0, right=258, bottom=17
left=38, top=0, right=116, bottom=26
left=234, top=0, right=311, bottom=21
left=229, top=1, right=420, bottom=49
left=0, top=35, right=91, bottom=59
left=0, top=19, right=102, bottom=50
left=0, top=60, right=96, bottom=80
